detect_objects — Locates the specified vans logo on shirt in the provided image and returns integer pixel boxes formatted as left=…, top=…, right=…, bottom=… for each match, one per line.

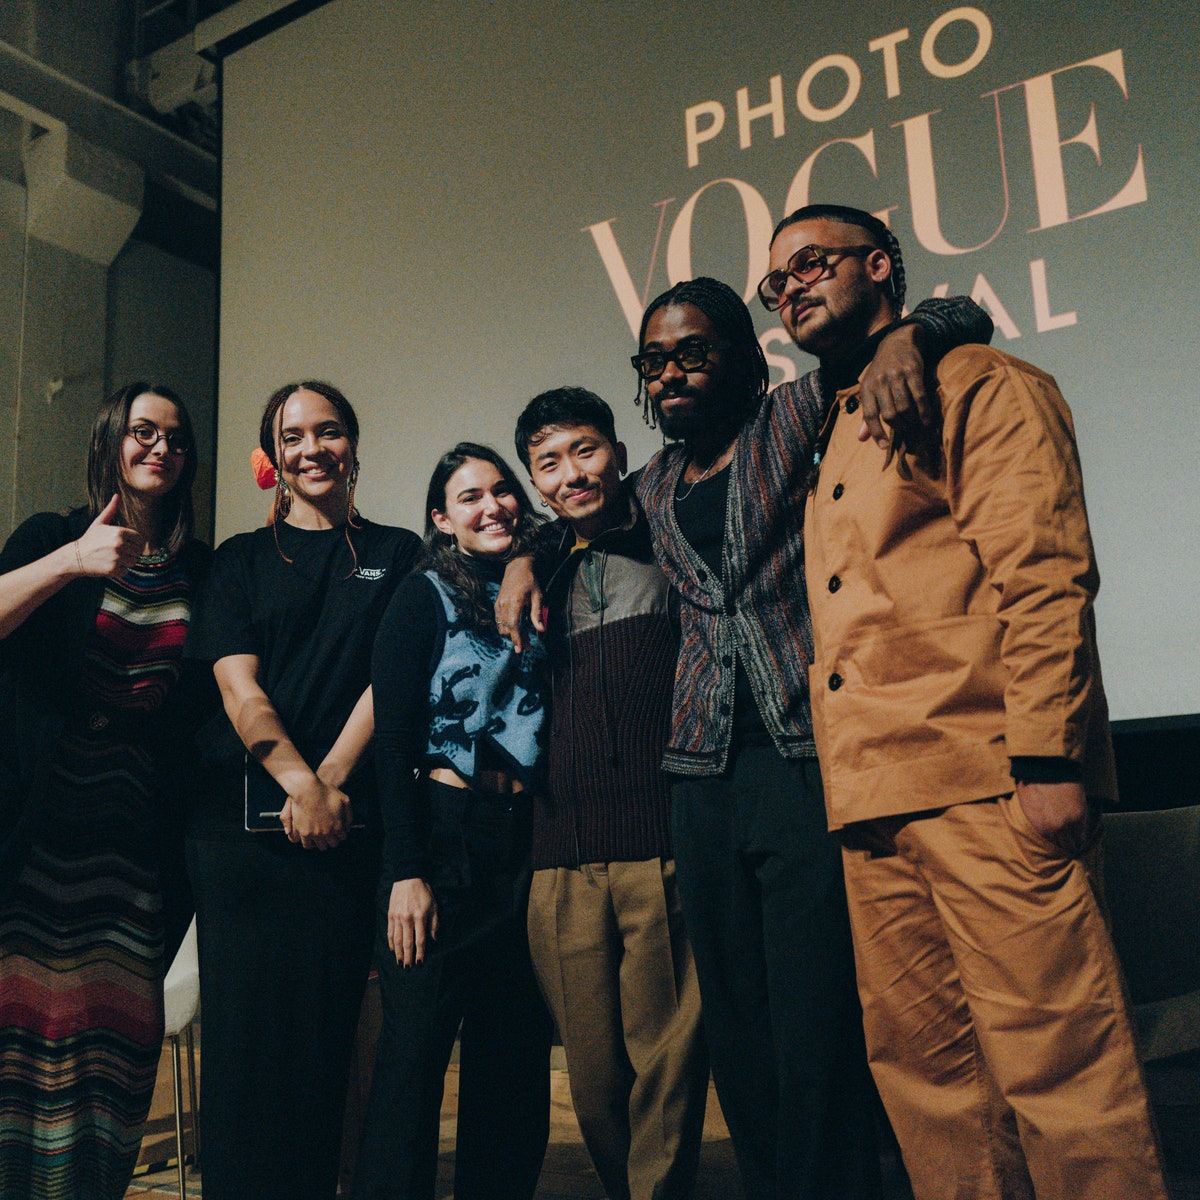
left=355, top=566, right=387, bottom=581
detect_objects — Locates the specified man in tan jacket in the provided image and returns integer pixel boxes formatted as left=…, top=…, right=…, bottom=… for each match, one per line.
left=760, top=203, right=1167, bottom=1200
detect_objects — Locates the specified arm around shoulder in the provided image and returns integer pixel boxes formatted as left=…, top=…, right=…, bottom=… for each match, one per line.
left=856, top=297, right=995, bottom=448
left=905, top=295, right=994, bottom=356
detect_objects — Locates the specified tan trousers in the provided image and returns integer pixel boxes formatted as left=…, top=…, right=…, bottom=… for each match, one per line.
left=527, top=859, right=708, bottom=1200
left=841, top=794, right=1167, bottom=1200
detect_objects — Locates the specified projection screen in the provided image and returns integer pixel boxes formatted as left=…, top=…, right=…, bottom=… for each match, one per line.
left=217, top=0, right=1200, bottom=723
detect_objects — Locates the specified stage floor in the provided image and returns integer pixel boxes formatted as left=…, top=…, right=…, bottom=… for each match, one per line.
left=126, top=1041, right=748, bottom=1200
left=125, top=1033, right=1196, bottom=1200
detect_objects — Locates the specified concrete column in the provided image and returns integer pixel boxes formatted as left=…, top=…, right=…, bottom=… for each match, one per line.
left=0, top=125, right=142, bottom=539
left=0, top=175, right=26, bottom=540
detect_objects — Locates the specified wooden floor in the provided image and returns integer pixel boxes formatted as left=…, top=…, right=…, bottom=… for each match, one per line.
left=126, top=1033, right=1200, bottom=1200
left=125, top=1042, right=743, bottom=1200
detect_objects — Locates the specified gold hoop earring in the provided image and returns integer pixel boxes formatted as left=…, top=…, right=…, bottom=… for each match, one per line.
left=272, top=472, right=292, bottom=523
left=270, top=472, right=295, bottom=562
left=346, top=459, right=361, bottom=528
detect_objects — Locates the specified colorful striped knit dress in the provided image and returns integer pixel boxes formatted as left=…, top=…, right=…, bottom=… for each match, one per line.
left=0, top=549, right=192, bottom=1199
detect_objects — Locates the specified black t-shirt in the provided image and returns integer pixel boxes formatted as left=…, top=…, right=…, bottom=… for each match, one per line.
left=187, top=518, right=421, bottom=825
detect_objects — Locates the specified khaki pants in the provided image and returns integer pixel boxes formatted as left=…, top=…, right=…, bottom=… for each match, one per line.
left=842, top=794, right=1167, bottom=1200
left=528, top=859, right=708, bottom=1200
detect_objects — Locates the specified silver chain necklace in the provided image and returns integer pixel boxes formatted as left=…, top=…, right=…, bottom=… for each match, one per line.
left=676, top=447, right=731, bottom=501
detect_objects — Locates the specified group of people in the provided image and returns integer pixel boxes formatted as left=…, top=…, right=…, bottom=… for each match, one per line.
left=0, top=202, right=1169, bottom=1200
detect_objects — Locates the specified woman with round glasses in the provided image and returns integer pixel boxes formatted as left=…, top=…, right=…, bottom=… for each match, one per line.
left=185, top=381, right=421, bottom=1200
left=352, top=443, right=553, bottom=1200
left=0, top=382, right=208, bottom=1199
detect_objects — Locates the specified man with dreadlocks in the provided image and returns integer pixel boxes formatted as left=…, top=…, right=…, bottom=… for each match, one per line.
left=631, top=238, right=993, bottom=1198
left=782, top=204, right=1167, bottom=1200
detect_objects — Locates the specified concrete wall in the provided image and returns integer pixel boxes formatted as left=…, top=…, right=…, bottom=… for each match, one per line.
left=107, top=236, right=218, bottom=536
left=6, top=227, right=108, bottom=528
left=0, top=0, right=217, bottom=545
left=0, top=169, right=26, bottom=535
left=0, top=0, right=129, bottom=100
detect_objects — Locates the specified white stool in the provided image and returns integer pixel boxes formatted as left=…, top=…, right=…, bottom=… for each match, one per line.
left=162, top=916, right=201, bottom=1199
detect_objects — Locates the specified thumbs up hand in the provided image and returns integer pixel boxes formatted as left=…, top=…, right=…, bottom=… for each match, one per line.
left=73, top=495, right=143, bottom=577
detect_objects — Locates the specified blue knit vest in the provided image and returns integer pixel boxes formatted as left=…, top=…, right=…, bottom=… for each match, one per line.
left=424, top=570, right=547, bottom=786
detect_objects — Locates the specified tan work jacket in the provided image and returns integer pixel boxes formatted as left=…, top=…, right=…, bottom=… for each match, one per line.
left=804, top=344, right=1117, bottom=830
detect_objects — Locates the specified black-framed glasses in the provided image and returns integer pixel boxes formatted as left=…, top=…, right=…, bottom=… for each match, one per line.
left=630, top=337, right=728, bottom=382
left=126, top=423, right=191, bottom=454
left=757, top=244, right=877, bottom=311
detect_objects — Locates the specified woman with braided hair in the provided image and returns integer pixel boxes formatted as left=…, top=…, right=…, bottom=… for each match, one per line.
left=186, top=381, right=421, bottom=1200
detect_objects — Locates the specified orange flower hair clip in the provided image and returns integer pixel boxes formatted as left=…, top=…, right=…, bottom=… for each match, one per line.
left=251, top=447, right=277, bottom=490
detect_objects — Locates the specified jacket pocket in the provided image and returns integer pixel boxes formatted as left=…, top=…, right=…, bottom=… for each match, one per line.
left=823, top=616, right=1005, bottom=761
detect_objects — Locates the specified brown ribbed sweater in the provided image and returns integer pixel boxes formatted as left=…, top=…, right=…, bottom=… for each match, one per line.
left=532, top=493, right=678, bottom=870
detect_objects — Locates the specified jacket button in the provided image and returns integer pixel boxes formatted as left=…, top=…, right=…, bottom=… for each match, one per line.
left=719, top=702, right=730, bottom=715
left=828, top=673, right=843, bottom=691
left=845, top=397, right=859, bottom=413
left=696, top=570, right=707, bottom=583
left=721, top=655, right=733, bottom=668
left=829, top=575, right=841, bottom=593
left=832, top=483, right=844, bottom=500
left=88, top=711, right=109, bottom=731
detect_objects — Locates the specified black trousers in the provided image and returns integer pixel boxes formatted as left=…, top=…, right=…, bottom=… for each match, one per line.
left=185, top=831, right=377, bottom=1200
left=670, top=745, right=880, bottom=1200
left=351, top=782, right=553, bottom=1200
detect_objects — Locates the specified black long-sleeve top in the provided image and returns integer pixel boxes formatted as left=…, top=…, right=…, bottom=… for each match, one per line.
left=372, top=571, right=450, bottom=882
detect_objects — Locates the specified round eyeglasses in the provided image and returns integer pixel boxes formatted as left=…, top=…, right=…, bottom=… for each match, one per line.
left=126, top=423, right=191, bottom=454
left=757, top=244, right=877, bottom=311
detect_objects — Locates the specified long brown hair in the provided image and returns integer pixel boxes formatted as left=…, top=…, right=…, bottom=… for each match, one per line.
left=420, top=443, right=543, bottom=630
left=86, top=381, right=197, bottom=556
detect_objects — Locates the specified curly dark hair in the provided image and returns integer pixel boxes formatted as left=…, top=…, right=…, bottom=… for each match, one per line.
left=634, top=277, right=769, bottom=433
left=771, top=203, right=907, bottom=315
left=420, top=442, right=543, bottom=631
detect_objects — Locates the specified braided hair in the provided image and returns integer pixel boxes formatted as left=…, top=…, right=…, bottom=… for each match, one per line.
left=634, top=276, right=770, bottom=431
left=771, top=204, right=906, bottom=315
left=259, top=380, right=362, bottom=570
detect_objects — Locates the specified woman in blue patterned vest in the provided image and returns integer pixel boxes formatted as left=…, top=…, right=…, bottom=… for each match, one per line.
left=353, top=442, right=553, bottom=1200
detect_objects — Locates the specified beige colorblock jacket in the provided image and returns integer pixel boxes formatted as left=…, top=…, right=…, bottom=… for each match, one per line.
left=804, top=343, right=1117, bottom=830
